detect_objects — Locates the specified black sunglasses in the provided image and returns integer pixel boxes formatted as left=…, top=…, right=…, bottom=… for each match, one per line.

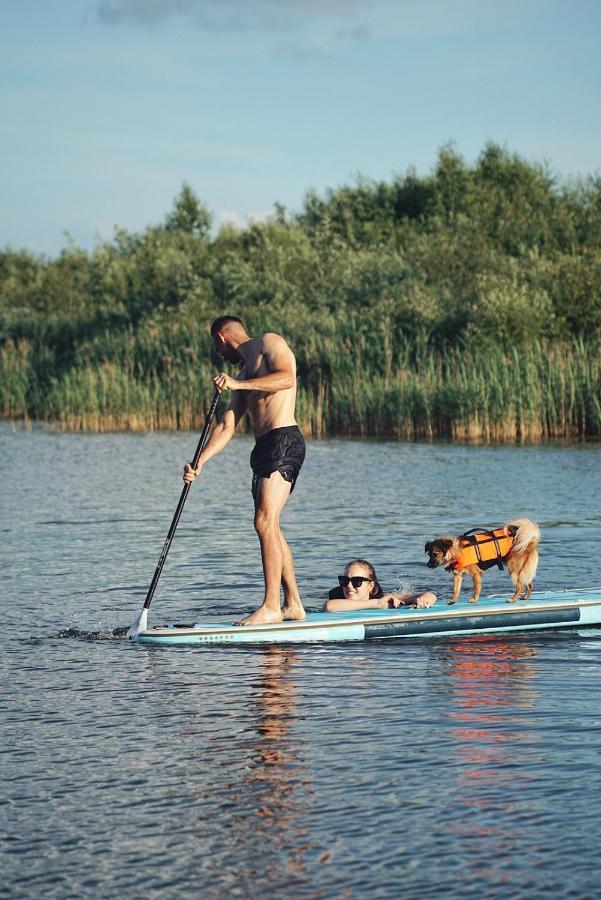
left=338, top=575, right=372, bottom=589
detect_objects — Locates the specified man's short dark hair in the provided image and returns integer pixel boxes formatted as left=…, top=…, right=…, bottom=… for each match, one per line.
left=210, top=315, right=245, bottom=337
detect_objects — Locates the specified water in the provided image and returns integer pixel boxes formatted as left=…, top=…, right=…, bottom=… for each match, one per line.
left=2, top=423, right=601, bottom=898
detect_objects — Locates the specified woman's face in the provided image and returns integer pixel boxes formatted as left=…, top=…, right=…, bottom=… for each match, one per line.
left=342, top=562, right=374, bottom=603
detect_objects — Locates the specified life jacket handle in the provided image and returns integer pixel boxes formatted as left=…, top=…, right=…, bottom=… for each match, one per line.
left=461, top=525, right=518, bottom=538
left=461, top=526, right=498, bottom=537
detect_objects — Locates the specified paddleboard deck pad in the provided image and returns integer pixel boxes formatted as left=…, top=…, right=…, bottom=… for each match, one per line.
left=134, top=589, right=601, bottom=645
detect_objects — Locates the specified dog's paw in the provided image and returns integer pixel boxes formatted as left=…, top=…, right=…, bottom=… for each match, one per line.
left=447, top=599, right=457, bottom=605
left=469, top=597, right=479, bottom=604
left=506, top=597, right=517, bottom=603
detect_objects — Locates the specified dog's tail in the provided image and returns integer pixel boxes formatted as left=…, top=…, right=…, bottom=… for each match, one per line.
left=507, top=518, right=540, bottom=553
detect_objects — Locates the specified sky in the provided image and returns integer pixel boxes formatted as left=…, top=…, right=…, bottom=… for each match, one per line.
left=2, top=0, right=600, bottom=256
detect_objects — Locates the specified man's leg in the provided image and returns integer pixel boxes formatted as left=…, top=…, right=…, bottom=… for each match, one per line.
left=279, top=532, right=305, bottom=621
left=238, top=471, right=304, bottom=626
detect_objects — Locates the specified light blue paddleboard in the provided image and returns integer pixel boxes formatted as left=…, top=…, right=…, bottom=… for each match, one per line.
left=134, top=588, right=601, bottom=645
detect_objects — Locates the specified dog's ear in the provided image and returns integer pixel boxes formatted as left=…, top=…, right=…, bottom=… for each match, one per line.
left=439, top=538, right=454, bottom=551
left=425, top=541, right=432, bottom=554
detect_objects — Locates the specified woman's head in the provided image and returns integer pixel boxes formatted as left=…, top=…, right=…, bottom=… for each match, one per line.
left=338, top=559, right=383, bottom=602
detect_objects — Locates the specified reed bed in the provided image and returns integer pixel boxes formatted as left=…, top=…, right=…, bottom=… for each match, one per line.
left=324, top=341, right=601, bottom=441
left=2, top=334, right=599, bottom=441
left=2, top=147, right=601, bottom=440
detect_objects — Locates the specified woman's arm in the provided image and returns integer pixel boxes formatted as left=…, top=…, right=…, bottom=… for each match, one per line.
left=323, top=591, right=437, bottom=613
left=323, top=597, right=382, bottom=612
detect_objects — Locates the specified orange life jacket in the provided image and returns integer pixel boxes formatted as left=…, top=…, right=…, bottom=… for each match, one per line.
left=446, top=526, right=517, bottom=573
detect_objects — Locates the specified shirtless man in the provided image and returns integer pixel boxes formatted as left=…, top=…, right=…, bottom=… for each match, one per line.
left=183, top=316, right=306, bottom=626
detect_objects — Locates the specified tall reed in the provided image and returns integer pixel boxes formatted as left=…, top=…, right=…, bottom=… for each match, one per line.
left=2, top=330, right=599, bottom=440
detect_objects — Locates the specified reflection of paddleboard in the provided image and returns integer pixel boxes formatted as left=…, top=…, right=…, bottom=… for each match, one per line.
left=134, top=589, right=601, bottom=645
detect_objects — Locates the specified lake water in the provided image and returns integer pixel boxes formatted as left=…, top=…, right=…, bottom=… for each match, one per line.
left=2, top=423, right=601, bottom=898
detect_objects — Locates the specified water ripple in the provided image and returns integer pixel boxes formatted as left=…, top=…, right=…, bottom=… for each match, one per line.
left=2, top=428, right=601, bottom=897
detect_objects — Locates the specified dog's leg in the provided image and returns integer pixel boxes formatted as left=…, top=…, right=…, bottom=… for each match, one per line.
left=469, top=568, right=482, bottom=604
left=507, top=566, right=521, bottom=603
left=524, top=583, right=533, bottom=600
left=507, top=582, right=521, bottom=603
left=449, top=573, right=462, bottom=605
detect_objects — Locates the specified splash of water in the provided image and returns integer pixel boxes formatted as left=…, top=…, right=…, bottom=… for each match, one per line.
left=54, top=625, right=129, bottom=641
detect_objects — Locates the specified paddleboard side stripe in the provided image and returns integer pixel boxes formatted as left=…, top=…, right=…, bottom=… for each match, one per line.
left=364, top=607, right=579, bottom=638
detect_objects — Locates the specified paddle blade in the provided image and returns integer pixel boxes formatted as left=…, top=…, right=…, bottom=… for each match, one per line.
left=127, top=608, right=148, bottom=641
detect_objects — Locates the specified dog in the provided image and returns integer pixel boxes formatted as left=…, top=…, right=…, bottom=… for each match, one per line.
left=424, top=518, right=540, bottom=605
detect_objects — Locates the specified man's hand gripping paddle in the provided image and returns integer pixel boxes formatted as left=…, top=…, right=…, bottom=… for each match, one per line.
left=127, top=390, right=221, bottom=640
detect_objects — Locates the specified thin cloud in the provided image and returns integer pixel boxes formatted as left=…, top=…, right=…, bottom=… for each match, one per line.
left=97, top=0, right=365, bottom=30
left=219, top=209, right=273, bottom=229
left=97, top=0, right=373, bottom=57
left=96, top=0, right=525, bottom=57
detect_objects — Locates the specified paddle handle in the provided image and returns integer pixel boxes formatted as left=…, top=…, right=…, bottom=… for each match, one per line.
left=141, top=389, right=220, bottom=612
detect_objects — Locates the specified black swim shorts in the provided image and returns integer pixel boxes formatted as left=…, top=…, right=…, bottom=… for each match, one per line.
left=250, top=425, right=306, bottom=500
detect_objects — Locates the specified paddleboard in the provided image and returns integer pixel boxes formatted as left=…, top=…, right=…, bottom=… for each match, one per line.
left=134, top=588, right=601, bottom=645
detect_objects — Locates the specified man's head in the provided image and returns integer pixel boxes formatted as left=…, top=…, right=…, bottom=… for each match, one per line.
left=210, top=315, right=248, bottom=364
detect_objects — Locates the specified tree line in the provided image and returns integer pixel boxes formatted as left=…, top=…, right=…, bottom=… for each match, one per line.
left=1, top=143, right=600, bottom=439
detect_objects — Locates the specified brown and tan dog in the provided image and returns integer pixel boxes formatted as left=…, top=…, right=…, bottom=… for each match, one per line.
left=425, top=518, right=540, bottom=605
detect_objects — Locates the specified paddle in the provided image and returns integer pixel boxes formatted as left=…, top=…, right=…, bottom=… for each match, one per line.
left=127, top=389, right=221, bottom=640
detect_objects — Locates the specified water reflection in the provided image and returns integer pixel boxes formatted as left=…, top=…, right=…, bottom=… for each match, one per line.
left=233, top=646, right=314, bottom=891
left=131, top=645, right=315, bottom=892
left=446, top=637, right=538, bottom=711
left=441, top=638, right=539, bottom=855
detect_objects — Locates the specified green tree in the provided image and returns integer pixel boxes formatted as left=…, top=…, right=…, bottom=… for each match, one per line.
left=164, top=183, right=212, bottom=237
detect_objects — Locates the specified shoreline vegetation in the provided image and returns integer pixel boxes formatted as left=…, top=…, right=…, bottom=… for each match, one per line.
left=2, top=144, right=600, bottom=441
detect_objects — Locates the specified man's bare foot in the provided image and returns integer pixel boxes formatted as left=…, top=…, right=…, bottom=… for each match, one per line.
left=235, top=605, right=284, bottom=627
left=282, top=598, right=306, bottom=621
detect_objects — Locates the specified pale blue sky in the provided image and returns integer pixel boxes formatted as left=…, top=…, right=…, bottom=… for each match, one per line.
left=2, top=0, right=600, bottom=256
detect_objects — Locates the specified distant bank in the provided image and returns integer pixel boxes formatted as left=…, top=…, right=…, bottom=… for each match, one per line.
left=1, top=144, right=600, bottom=440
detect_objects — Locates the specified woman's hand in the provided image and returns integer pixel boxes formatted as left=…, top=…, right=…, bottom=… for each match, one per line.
left=414, top=593, right=436, bottom=609
left=380, top=593, right=403, bottom=608
left=379, top=592, right=437, bottom=609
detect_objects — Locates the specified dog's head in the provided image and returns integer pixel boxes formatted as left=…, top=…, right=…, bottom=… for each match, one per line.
left=425, top=538, right=454, bottom=569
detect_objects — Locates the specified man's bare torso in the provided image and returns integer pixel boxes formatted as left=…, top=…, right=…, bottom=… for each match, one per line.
left=238, top=333, right=298, bottom=438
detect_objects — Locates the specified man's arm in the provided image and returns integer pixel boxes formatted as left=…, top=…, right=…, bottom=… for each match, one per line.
left=214, top=333, right=295, bottom=394
left=183, top=391, right=247, bottom=482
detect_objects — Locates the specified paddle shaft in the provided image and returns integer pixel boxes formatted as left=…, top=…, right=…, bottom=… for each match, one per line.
left=141, top=389, right=220, bottom=613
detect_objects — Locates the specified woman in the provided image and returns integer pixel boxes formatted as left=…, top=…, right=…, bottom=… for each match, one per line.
left=324, top=559, right=436, bottom=613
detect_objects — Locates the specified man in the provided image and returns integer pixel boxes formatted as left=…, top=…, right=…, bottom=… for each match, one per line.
left=183, top=315, right=306, bottom=626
